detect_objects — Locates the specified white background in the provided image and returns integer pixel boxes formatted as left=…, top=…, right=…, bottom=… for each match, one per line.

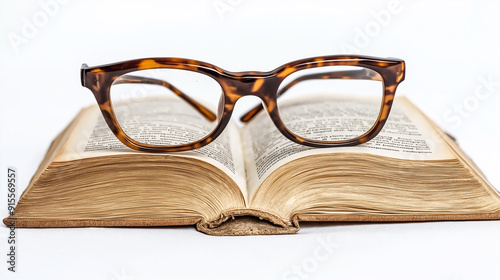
left=1, top=0, right=500, bottom=279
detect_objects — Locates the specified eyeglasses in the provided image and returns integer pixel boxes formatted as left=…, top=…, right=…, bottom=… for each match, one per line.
left=80, top=55, right=405, bottom=152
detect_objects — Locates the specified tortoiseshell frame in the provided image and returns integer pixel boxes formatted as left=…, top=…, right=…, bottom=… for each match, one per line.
left=81, top=55, right=405, bottom=153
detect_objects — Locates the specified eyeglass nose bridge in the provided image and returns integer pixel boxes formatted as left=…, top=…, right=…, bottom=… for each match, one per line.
left=219, top=73, right=280, bottom=110
left=214, top=74, right=284, bottom=141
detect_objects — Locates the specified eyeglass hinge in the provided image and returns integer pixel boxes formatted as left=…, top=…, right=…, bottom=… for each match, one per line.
left=80, top=63, right=89, bottom=87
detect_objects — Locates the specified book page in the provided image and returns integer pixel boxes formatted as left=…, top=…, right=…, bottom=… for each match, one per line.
left=57, top=96, right=248, bottom=200
left=241, top=95, right=455, bottom=199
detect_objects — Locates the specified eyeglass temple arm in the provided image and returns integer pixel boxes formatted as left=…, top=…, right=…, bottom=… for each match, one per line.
left=240, top=69, right=382, bottom=122
left=114, top=75, right=217, bottom=121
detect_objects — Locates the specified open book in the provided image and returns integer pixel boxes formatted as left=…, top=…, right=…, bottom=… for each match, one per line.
left=4, top=96, right=500, bottom=235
